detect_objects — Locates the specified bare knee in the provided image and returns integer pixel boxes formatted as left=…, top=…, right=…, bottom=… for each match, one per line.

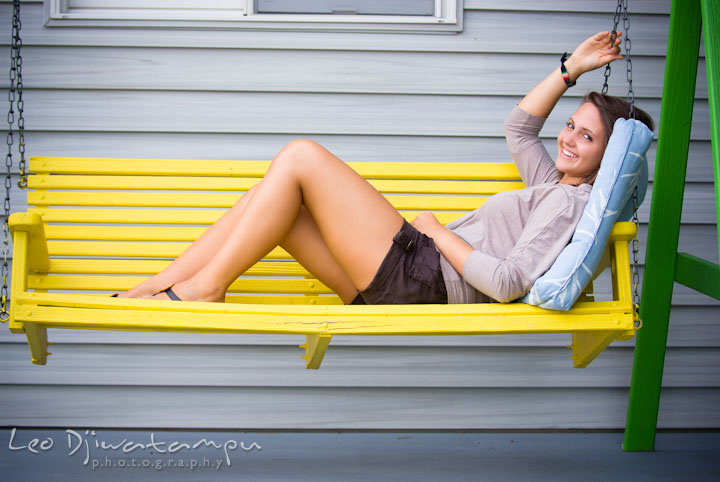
left=273, top=139, right=332, bottom=172
left=283, top=138, right=323, bottom=153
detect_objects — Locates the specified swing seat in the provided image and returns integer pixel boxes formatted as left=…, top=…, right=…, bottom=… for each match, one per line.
left=7, top=157, right=638, bottom=368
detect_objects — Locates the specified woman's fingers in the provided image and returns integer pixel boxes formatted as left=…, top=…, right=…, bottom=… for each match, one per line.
left=571, top=30, right=626, bottom=72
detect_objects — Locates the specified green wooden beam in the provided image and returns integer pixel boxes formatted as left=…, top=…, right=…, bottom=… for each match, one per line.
left=675, top=253, right=720, bottom=301
left=623, top=0, right=703, bottom=452
left=701, top=0, right=720, bottom=259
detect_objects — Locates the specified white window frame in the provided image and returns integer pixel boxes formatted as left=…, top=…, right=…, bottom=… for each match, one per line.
left=44, top=1, right=462, bottom=34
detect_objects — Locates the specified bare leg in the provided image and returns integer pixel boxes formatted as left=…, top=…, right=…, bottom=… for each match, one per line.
left=280, top=206, right=361, bottom=303
left=148, top=139, right=403, bottom=302
left=119, top=185, right=261, bottom=299
left=122, top=187, right=361, bottom=303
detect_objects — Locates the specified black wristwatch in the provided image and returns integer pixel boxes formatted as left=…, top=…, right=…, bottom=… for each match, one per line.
left=560, top=52, right=576, bottom=87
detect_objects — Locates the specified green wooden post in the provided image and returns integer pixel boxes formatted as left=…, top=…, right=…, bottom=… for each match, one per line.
left=702, top=0, right=720, bottom=254
left=622, top=0, right=702, bottom=452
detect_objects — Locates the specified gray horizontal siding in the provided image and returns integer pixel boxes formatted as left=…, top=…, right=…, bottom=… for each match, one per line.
left=14, top=91, right=710, bottom=138
left=1, top=385, right=717, bottom=429
left=5, top=46, right=707, bottom=99
left=2, top=343, right=719, bottom=389
left=464, top=0, right=671, bottom=14
left=2, top=4, right=682, bottom=57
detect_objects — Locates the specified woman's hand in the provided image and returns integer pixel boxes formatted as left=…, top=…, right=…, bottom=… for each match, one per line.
left=518, top=30, right=624, bottom=119
left=564, top=31, right=624, bottom=80
left=413, top=212, right=474, bottom=277
left=411, top=212, right=444, bottom=239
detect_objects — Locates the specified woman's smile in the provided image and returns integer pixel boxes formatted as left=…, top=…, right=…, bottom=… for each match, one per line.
left=560, top=147, right=579, bottom=159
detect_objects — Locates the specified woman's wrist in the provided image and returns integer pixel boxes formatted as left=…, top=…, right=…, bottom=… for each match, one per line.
left=562, top=57, right=581, bottom=84
left=424, top=223, right=446, bottom=241
left=432, top=229, right=474, bottom=277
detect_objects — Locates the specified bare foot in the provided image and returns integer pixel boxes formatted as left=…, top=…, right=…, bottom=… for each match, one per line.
left=115, top=289, right=154, bottom=299
left=114, top=276, right=183, bottom=299
left=142, top=278, right=226, bottom=303
left=115, top=283, right=165, bottom=299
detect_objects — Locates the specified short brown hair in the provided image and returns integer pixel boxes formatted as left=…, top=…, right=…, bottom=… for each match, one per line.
left=581, top=92, right=655, bottom=143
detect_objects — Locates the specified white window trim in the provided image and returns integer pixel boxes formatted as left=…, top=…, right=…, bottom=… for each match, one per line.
left=44, top=1, right=462, bottom=34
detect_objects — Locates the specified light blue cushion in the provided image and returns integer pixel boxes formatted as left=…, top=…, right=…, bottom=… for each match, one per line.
left=520, top=117, right=653, bottom=310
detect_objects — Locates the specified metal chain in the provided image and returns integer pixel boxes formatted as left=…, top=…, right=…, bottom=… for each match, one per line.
left=622, top=0, right=641, bottom=326
left=622, top=0, right=635, bottom=118
left=3, top=0, right=25, bottom=322
left=601, top=1, right=623, bottom=94
left=601, top=1, right=641, bottom=326
left=631, top=186, right=642, bottom=328
left=9, top=0, right=25, bottom=188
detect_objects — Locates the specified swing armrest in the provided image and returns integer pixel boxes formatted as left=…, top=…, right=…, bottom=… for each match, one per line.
left=9, top=212, right=50, bottom=272
left=592, top=222, right=637, bottom=280
left=580, top=222, right=634, bottom=301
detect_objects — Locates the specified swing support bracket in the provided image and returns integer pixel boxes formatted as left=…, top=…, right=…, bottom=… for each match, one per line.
left=8, top=212, right=50, bottom=365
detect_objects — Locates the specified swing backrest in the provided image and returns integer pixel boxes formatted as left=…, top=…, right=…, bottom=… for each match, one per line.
left=522, top=117, right=654, bottom=310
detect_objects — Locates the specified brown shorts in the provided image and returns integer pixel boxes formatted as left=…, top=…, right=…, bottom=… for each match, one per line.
left=357, top=220, right=448, bottom=305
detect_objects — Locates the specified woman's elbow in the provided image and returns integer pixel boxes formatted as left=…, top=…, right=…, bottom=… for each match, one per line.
left=492, top=289, right=522, bottom=304
left=489, top=267, right=529, bottom=303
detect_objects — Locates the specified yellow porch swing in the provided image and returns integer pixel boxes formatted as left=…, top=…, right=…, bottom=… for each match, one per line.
left=4, top=0, right=645, bottom=369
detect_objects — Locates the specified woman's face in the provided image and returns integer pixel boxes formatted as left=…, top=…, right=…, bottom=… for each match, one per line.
left=555, top=102, right=607, bottom=185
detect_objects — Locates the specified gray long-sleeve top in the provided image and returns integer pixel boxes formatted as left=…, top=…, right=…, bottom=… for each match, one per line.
left=439, top=106, right=592, bottom=303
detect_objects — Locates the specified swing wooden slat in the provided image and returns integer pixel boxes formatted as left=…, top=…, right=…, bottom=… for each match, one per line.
left=30, top=158, right=522, bottom=180
left=44, top=241, right=292, bottom=259
left=29, top=191, right=490, bottom=211
left=8, top=157, right=638, bottom=369
left=31, top=174, right=522, bottom=195
left=13, top=292, right=633, bottom=336
left=46, top=226, right=215, bottom=242
left=46, top=259, right=311, bottom=276
left=30, top=207, right=473, bottom=226
left=29, top=275, right=333, bottom=295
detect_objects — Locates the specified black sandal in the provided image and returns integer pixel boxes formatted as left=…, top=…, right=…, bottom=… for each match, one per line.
left=153, top=284, right=182, bottom=301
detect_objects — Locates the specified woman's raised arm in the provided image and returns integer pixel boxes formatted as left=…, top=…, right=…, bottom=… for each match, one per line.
left=517, top=31, right=623, bottom=119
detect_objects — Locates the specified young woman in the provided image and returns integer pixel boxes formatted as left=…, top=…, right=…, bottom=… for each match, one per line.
left=117, top=31, right=653, bottom=305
